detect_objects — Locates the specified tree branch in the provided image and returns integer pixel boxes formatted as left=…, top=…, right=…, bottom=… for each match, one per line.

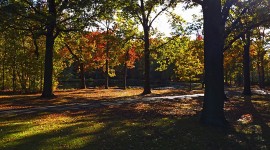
left=150, top=34, right=181, bottom=52
left=149, top=6, right=169, bottom=27
left=192, top=0, right=203, bottom=6
left=221, top=0, right=237, bottom=26
left=64, top=42, right=80, bottom=61
left=224, top=17, right=270, bottom=51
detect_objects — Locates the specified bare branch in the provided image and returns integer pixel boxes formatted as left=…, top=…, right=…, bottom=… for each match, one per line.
left=149, top=6, right=168, bottom=27
left=64, top=42, right=80, bottom=61
left=150, top=34, right=181, bottom=51
left=224, top=17, right=270, bottom=51
left=222, top=0, right=237, bottom=26
left=225, top=7, right=248, bottom=38
left=192, top=0, right=203, bottom=6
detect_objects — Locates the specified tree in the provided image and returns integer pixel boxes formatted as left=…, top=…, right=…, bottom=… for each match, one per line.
left=96, top=1, right=119, bottom=89
left=186, top=0, right=228, bottom=126
left=187, top=0, right=270, bottom=127
left=253, top=27, right=270, bottom=89
left=242, top=31, right=252, bottom=95
left=121, top=0, right=178, bottom=94
left=154, top=36, right=203, bottom=90
left=1, top=0, right=99, bottom=98
left=115, top=14, right=142, bottom=89
left=224, top=0, right=270, bottom=95
left=59, top=32, right=91, bottom=89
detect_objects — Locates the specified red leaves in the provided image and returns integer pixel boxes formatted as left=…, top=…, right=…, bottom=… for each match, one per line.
left=196, top=34, right=203, bottom=41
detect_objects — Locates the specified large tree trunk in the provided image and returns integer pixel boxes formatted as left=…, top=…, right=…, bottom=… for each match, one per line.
left=79, top=62, right=86, bottom=89
left=200, top=0, right=228, bottom=127
left=41, top=0, right=56, bottom=98
left=242, top=31, right=252, bottom=95
left=142, top=25, right=151, bottom=94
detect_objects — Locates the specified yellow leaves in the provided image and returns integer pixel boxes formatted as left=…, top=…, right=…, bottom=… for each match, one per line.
left=237, top=114, right=253, bottom=124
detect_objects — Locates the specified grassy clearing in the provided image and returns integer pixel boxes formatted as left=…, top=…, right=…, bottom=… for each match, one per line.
left=0, top=88, right=190, bottom=110
left=0, top=88, right=269, bottom=149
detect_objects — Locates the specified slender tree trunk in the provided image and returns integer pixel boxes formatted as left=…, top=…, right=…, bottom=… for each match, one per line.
left=41, top=0, right=56, bottom=98
left=142, top=25, right=151, bottom=94
left=105, top=44, right=109, bottom=89
left=189, top=76, right=192, bottom=91
left=229, top=75, right=232, bottom=86
left=40, top=64, right=43, bottom=92
left=105, top=26, right=109, bottom=89
left=200, top=0, right=228, bottom=127
left=224, top=69, right=228, bottom=85
left=257, top=58, right=262, bottom=88
left=123, top=50, right=129, bottom=90
left=12, top=67, right=16, bottom=93
left=123, top=62, right=127, bottom=90
left=260, top=58, right=265, bottom=89
left=243, top=31, right=252, bottom=95
left=79, top=62, right=86, bottom=89
left=2, top=60, right=4, bottom=90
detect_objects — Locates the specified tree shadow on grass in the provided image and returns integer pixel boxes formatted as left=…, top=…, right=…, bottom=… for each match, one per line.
left=2, top=96, right=269, bottom=150
left=226, top=94, right=270, bottom=149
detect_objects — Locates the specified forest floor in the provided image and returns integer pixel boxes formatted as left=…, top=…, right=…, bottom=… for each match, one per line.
left=0, top=87, right=269, bottom=150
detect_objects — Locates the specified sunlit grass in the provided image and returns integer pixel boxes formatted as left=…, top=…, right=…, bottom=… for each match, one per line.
left=0, top=88, right=190, bottom=110
left=0, top=88, right=269, bottom=149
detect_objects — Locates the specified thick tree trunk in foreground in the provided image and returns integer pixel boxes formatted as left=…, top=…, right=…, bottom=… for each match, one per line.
left=41, top=0, right=56, bottom=98
left=200, top=0, right=227, bottom=127
left=242, top=31, right=252, bottom=95
left=142, top=25, right=151, bottom=94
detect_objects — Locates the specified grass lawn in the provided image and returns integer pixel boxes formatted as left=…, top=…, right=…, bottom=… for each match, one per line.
left=0, top=88, right=269, bottom=150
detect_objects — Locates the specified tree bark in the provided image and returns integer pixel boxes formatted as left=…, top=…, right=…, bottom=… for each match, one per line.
left=1, top=59, right=4, bottom=90
left=40, top=64, right=43, bottom=92
left=79, top=62, right=86, bottom=89
left=105, top=27, right=109, bottom=89
left=12, top=66, right=16, bottom=93
left=105, top=45, right=109, bottom=89
left=260, top=55, right=265, bottom=89
left=123, top=50, right=129, bottom=90
left=200, top=0, right=228, bottom=127
left=123, top=62, right=127, bottom=90
left=41, top=0, right=56, bottom=98
left=189, top=76, right=192, bottom=91
left=242, top=31, right=252, bottom=95
left=142, top=25, right=151, bottom=94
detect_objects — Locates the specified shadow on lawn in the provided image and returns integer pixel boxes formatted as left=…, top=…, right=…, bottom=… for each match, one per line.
left=0, top=92, right=270, bottom=150
left=0, top=88, right=191, bottom=111
left=1, top=95, right=269, bottom=150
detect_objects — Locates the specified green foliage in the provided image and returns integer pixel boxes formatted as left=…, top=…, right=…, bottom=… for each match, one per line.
left=0, top=29, right=45, bottom=92
left=154, top=36, right=203, bottom=82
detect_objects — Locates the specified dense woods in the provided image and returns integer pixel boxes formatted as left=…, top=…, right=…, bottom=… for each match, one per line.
left=1, top=0, right=270, bottom=127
